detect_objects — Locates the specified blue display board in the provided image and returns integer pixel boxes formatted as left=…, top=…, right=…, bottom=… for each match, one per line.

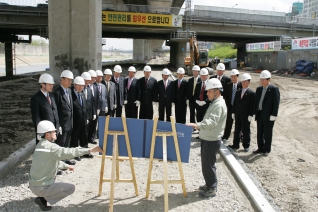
left=98, top=117, right=192, bottom=163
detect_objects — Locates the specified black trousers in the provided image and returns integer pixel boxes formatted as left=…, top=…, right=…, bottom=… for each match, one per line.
left=257, top=112, right=275, bottom=153
left=139, top=103, right=153, bottom=120
left=55, top=128, right=72, bottom=148
left=233, top=115, right=251, bottom=149
left=70, top=125, right=88, bottom=148
left=88, top=118, right=97, bottom=142
left=158, top=100, right=172, bottom=122
left=222, top=106, right=234, bottom=140
left=175, top=102, right=187, bottom=124
left=201, top=139, right=221, bottom=189
left=114, top=105, right=123, bottom=117
left=196, top=103, right=209, bottom=122
left=189, top=97, right=196, bottom=123
left=125, top=104, right=138, bottom=118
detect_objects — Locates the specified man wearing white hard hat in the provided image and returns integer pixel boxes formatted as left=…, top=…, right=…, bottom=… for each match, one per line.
left=155, top=68, right=174, bottom=122
left=173, top=67, right=188, bottom=124
left=31, top=73, right=60, bottom=145
left=111, top=65, right=126, bottom=117
left=102, top=69, right=117, bottom=117
left=29, top=120, right=103, bottom=211
left=228, top=73, right=255, bottom=152
left=53, top=70, right=75, bottom=167
left=124, top=66, right=140, bottom=118
left=87, top=70, right=100, bottom=143
left=187, top=65, right=201, bottom=124
left=187, top=78, right=227, bottom=198
left=222, top=69, right=242, bottom=143
left=210, top=63, right=231, bottom=95
left=139, top=65, right=157, bottom=120
left=194, top=68, right=209, bottom=123
left=95, top=70, right=108, bottom=116
left=81, top=72, right=97, bottom=144
left=253, top=70, right=280, bottom=157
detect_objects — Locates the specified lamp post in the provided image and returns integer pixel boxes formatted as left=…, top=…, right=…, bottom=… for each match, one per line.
left=232, top=4, right=238, bottom=8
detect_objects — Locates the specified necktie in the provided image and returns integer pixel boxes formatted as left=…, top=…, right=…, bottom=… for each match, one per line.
left=145, top=78, right=148, bottom=86
left=218, top=76, right=220, bottom=81
left=106, top=82, right=110, bottom=92
left=46, top=94, right=51, bottom=105
left=200, top=82, right=205, bottom=101
left=178, top=80, right=181, bottom=88
left=128, top=78, right=132, bottom=90
left=89, top=85, right=94, bottom=97
left=98, top=84, right=101, bottom=93
left=231, top=84, right=236, bottom=105
left=193, top=77, right=197, bottom=96
left=78, top=92, right=82, bottom=106
left=116, top=78, right=118, bottom=83
left=65, top=89, right=70, bottom=104
left=84, top=88, right=87, bottom=100
left=259, top=87, right=266, bottom=110
left=241, top=89, right=245, bottom=99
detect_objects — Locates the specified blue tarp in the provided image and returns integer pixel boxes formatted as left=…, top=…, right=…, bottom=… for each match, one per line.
left=98, top=117, right=192, bottom=163
left=295, top=60, right=314, bottom=75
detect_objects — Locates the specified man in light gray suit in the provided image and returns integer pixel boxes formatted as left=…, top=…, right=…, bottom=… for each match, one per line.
left=95, top=70, right=108, bottom=116
left=102, top=69, right=117, bottom=117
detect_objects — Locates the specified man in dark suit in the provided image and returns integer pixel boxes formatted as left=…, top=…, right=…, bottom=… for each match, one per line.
left=156, top=68, right=174, bottom=122
left=124, top=66, right=140, bottom=118
left=174, top=67, right=188, bottom=124
left=222, top=69, right=242, bottom=142
left=139, top=65, right=157, bottom=120
left=70, top=76, right=93, bottom=160
left=228, top=73, right=255, bottom=151
left=187, top=65, right=201, bottom=124
left=30, top=73, right=60, bottom=144
left=81, top=72, right=97, bottom=144
left=87, top=70, right=99, bottom=143
left=253, top=70, right=280, bottom=156
left=194, top=68, right=209, bottom=122
left=103, top=69, right=117, bottom=117
left=111, top=65, right=125, bottom=117
left=210, top=63, right=231, bottom=95
left=95, top=70, right=108, bottom=116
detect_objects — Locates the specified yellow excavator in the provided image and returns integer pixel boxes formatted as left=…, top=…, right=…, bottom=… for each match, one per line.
left=184, top=35, right=213, bottom=76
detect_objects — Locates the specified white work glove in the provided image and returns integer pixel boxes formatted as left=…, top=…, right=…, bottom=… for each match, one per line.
left=195, top=100, right=200, bottom=105
left=114, top=104, right=117, bottom=109
left=134, top=100, right=140, bottom=107
left=93, top=115, right=96, bottom=120
left=124, top=100, right=128, bottom=104
left=231, top=114, right=235, bottom=120
left=248, top=116, right=252, bottom=122
left=198, top=101, right=206, bottom=106
left=253, top=115, right=255, bottom=120
left=97, top=109, right=100, bottom=115
left=87, top=120, right=89, bottom=124
left=172, top=102, right=175, bottom=106
left=152, top=101, right=157, bottom=106
left=59, top=127, right=62, bottom=135
left=105, top=107, right=108, bottom=113
left=270, top=115, right=276, bottom=121
left=186, top=100, right=189, bottom=105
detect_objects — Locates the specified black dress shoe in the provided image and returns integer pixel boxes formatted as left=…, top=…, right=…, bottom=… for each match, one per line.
left=253, top=149, right=263, bottom=154
left=228, top=145, right=239, bottom=149
left=35, top=197, right=52, bottom=211
left=89, top=140, right=97, bottom=144
left=64, top=160, right=76, bottom=165
left=82, top=153, right=94, bottom=158
left=74, top=156, right=81, bottom=161
left=56, top=170, right=62, bottom=175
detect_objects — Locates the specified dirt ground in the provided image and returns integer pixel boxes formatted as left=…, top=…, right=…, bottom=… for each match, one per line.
left=0, top=67, right=318, bottom=211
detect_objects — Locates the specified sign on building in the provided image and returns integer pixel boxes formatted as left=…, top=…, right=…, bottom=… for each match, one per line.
left=246, top=41, right=281, bottom=52
left=292, top=37, right=318, bottom=50
left=102, top=11, right=182, bottom=28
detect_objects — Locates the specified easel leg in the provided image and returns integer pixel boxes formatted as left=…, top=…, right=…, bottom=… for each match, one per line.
left=99, top=116, right=110, bottom=196
left=109, top=134, right=118, bottom=212
left=162, top=135, right=169, bottom=212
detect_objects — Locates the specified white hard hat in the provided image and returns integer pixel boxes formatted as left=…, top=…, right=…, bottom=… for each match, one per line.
left=241, top=73, right=252, bottom=81
left=144, top=65, right=151, bottom=72
left=81, top=72, right=91, bottom=81
left=74, top=76, right=85, bottom=85
left=162, top=68, right=170, bottom=75
left=260, top=70, right=271, bottom=79
left=200, top=68, right=209, bottom=75
left=177, top=67, right=185, bottom=74
left=88, top=70, right=97, bottom=77
left=114, top=65, right=122, bottom=73
left=39, top=73, right=54, bottom=84
left=205, top=78, right=223, bottom=91
left=60, top=70, right=74, bottom=79
left=95, top=70, right=103, bottom=76
left=192, top=65, right=200, bottom=71
left=230, top=69, right=240, bottom=76
left=37, top=120, right=56, bottom=134
left=104, top=69, right=112, bottom=75
left=216, top=63, right=225, bottom=71
left=128, top=66, right=136, bottom=72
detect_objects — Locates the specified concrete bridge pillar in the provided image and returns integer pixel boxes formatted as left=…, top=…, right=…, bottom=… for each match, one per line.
left=133, top=39, right=164, bottom=61
left=169, top=42, right=186, bottom=69
left=48, top=0, right=102, bottom=80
